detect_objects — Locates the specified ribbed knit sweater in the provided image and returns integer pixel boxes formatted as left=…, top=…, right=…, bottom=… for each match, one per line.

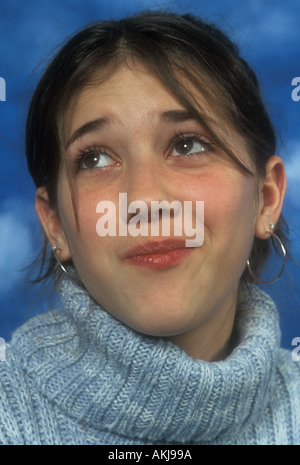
left=0, top=276, right=299, bottom=445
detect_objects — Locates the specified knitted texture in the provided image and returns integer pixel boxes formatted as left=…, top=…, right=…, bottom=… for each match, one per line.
left=0, top=277, right=299, bottom=445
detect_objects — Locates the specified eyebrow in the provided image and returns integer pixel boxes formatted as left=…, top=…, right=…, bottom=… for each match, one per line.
left=65, top=110, right=196, bottom=150
left=65, top=117, right=110, bottom=150
left=160, top=109, right=195, bottom=123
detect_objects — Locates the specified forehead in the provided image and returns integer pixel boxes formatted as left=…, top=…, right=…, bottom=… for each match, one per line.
left=64, top=65, right=193, bottom=136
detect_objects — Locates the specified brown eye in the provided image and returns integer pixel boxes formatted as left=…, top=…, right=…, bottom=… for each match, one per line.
left=175, top=138, right=195, bottom=154
left=172, top=137, right=207, bottom=157
left=84, top=154, right=100, bottom=168
left=82, top=152, right=114, bottom=169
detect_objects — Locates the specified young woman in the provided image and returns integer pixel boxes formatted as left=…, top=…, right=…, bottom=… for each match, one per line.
left=0, top=11, right=299, bottom=445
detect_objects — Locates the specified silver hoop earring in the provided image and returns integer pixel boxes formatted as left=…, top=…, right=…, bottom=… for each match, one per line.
left=52, top=245, right=72, bottom=280
left=246, top=224, right=286, bottom=284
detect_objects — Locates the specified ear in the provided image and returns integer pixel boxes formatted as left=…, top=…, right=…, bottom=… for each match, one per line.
left=35, top=187, right=72, bottom=262
left=255, top=155, right=286, bottom=238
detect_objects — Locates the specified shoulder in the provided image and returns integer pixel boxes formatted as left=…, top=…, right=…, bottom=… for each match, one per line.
left=0, top=309, right=66, bottom=445
left=0, top=340, right=34, bottom=444
left=271, top=347, right=300, bottom=444
left=277, top=348, right=300, bottom=382
left=276, top=347, right=300, bottom=393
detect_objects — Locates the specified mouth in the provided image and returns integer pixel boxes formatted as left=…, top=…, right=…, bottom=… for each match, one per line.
left=124, top=239, right=195, bottom=269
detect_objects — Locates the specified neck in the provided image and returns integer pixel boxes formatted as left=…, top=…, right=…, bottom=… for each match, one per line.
left=165, top=285, right=238, bottom=361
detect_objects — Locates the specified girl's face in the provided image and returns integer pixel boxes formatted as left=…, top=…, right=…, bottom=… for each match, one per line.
left=39, top=64, right=283, bottom=360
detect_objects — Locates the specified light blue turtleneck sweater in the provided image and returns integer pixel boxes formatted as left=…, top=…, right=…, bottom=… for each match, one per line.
left=0, top=277, right=299, bottom=445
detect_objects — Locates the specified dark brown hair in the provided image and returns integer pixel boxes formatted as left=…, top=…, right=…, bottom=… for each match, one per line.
left=25, top=10, right=288, bottom=284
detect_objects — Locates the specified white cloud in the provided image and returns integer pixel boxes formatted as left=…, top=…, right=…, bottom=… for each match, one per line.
left=0, top=199, right=36, bottom=295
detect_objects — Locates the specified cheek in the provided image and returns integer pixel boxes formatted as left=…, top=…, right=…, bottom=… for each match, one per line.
left=183, top=172, right=257, bottom=233
left=58, top=186, right=104, bottom=254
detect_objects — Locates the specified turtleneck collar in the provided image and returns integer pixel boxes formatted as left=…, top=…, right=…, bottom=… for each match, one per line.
left=21, top=275, right=280, bottom=444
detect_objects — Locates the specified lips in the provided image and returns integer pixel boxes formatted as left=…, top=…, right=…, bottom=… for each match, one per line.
left=124, top=239, right=194, bottom=269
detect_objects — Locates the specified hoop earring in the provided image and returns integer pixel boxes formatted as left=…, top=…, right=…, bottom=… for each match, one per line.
left=246, top=223, right=286, bottom=284
left=52, top=245, right=72, bottom=280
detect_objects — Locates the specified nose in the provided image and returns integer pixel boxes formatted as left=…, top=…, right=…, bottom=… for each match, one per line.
left=120, top=157, right=179, bottom=226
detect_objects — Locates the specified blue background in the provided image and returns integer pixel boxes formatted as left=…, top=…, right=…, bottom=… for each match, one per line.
left=0, top=0, right=299, bottom=349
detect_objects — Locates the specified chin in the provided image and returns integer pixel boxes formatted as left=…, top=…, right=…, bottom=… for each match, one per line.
left=125, top=311, right=197, bottom=338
